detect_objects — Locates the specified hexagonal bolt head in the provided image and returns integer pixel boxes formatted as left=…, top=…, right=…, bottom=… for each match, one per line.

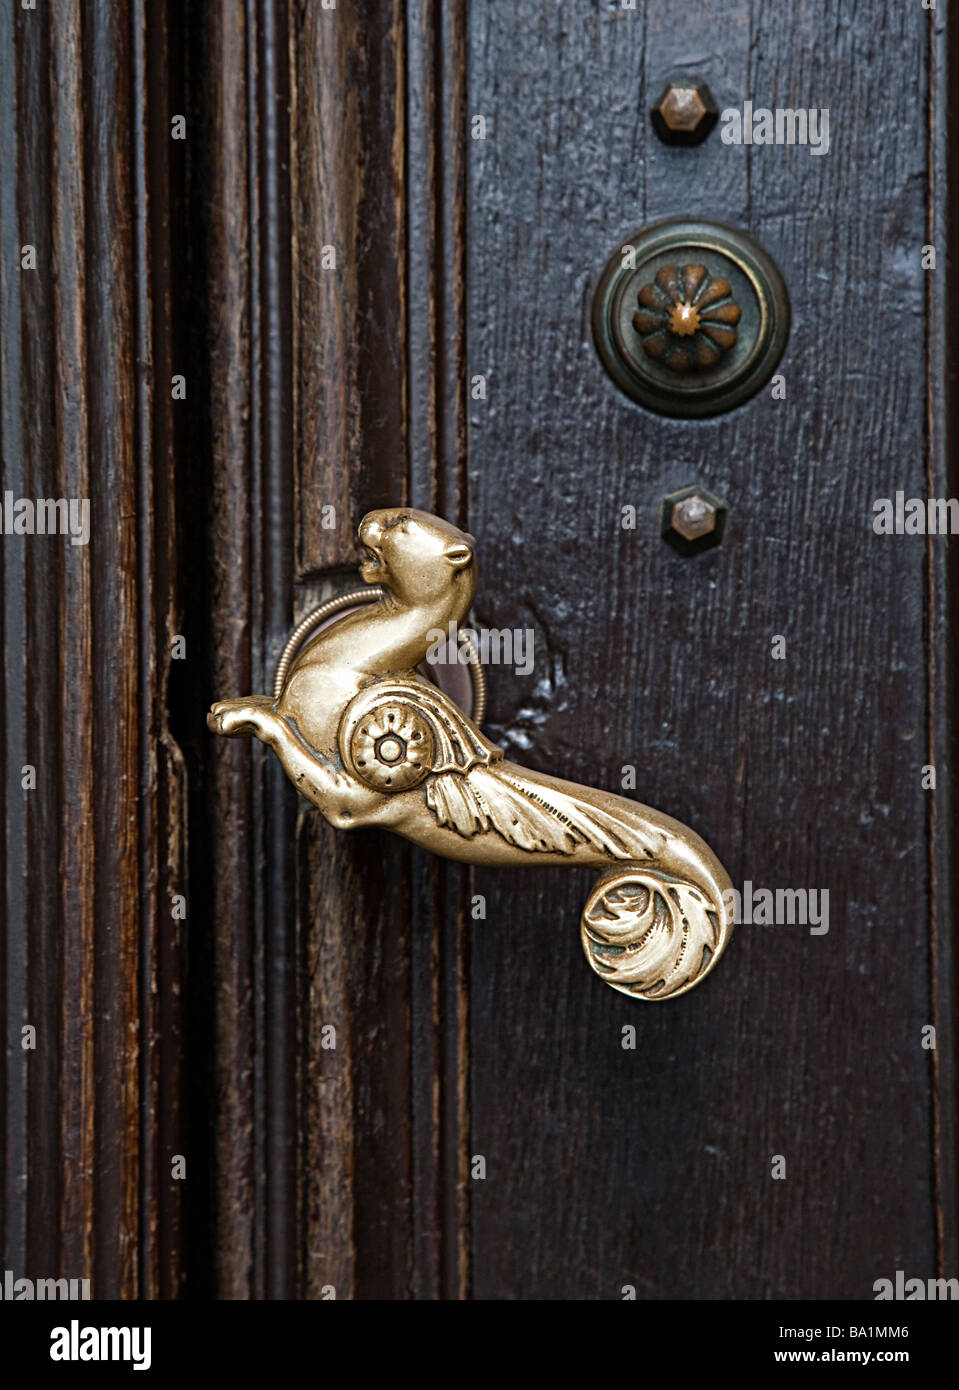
left=661, top=486, right=727, bottom=555
left=650, top=81, right=719, bottom=146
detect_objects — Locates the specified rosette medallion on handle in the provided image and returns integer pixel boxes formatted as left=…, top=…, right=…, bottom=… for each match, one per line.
left=208, top=508, right=734, bottom=1001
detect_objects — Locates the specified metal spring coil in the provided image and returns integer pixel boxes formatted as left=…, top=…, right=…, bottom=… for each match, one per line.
left=273, top=587, right=487, bottom=727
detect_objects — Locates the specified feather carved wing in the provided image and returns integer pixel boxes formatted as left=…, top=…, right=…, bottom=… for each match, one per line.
left=426, top=765, right=660, bottom=859
left=341, top=676, right=663, bottom=860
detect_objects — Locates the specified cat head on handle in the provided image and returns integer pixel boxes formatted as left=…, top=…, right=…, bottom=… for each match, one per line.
left=358, top=508, right=477, bottom=611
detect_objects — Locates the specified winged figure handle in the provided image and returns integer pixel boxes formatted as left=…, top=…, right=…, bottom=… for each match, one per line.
left=208, top=508, right=734, bottom=1000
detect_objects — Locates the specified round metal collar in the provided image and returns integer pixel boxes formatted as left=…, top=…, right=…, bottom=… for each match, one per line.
left=592, top=218, right=790, bottom=418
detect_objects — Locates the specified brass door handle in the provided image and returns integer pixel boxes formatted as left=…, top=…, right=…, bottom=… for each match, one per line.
left=208, top=509, right=734, bottom=1000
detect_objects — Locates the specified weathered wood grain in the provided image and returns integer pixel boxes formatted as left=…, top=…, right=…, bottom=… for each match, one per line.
left=926, top=0, right=958, bottom=1283
left=465, top=0, right=945, bottom=1299
left=291, top=0, right=471, bottom=1300
left=174, top=0, right=298, bottom=1300
left=0, top=0, right=185, bottom=1299
left=293, top=0, right=409, bottom=571
left=50, top=0, right=95, bottom=1293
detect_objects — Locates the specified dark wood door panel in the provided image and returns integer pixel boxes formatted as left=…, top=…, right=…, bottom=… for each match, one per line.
left=466, top=0, right=943, bottom=1298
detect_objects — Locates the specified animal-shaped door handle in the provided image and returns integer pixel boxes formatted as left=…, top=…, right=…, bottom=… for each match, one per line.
left=208, top=509, right=734, bottom=1000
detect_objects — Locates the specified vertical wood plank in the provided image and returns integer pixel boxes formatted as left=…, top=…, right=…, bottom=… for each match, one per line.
left=291, top=0, right=471, bottom=1299
left=465, top=0, right=939, bottom=1299
left=135, top=0, right=190, bottom=1300
left=1, top=0, right=186, bottom=1300
left=927, top=0, right=959, bottom=1281
left=174, top=0, right=298, bottom=1299
left=0, top=0, right=29, bottom=1283
left=292, top=0, right=413, bottom=1300
left=85, top=0, right=142, bottom=1300
left=19, top=0, right=63, bottom=1285
left=191, top=0, right=259, bottom=1299
left=50, top=0, right=95, bottom=1291
left=406, top=0, right=472, bottom=1301
left=253, top=0, right=296, bottom=1300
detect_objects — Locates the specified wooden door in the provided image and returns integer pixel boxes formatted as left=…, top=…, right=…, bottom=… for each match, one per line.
left=1, top=0, right=955, bottom=1303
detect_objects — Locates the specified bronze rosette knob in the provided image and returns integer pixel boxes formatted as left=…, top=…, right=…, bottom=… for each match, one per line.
left=592, top=218, right=790, bottom=418
left=634, top=264, right=742, bottom=375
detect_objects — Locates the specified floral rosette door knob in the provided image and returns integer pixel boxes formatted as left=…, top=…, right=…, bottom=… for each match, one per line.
left=633, top=264, right=742, bottom=374
left=593, top=218, right=790, bottom=417
left=209, top=509, right=734, bottom=1002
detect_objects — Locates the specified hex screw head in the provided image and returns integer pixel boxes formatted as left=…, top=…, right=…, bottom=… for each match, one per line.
left=662, top=486, right=727, bottom=554
left=650, top=81, right=719, bottom=146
